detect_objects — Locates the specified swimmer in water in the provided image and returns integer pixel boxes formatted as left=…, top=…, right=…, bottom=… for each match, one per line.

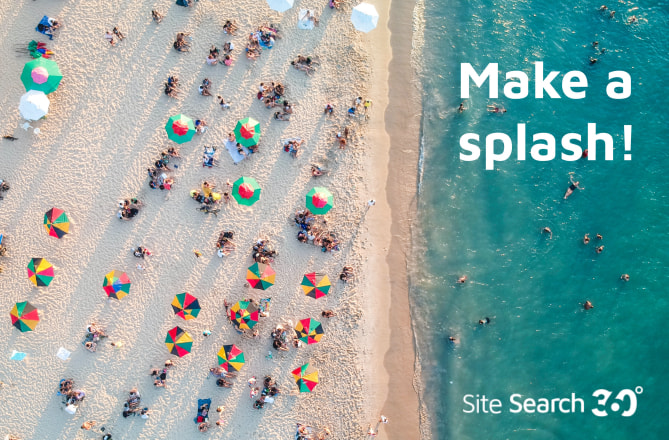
left=621, top=273, right=630, bottom=281
left=487, top=105, right=506, bottom=114
left=478, top=317, right=491, bottom=325
left=458, top=102, right=465, bottom=113
left=596, top=233, right=603, bottom=240
left=596, top=245, right=604, bottom=254
left=563, top=175, right=583, bottom=199
left=542, top=227, right=553, bottom=239
left=583, top=233, right=590, bottom=244
left=584, top=301, right=594, bottom=310
left=457, top=275, right=467, bottom=284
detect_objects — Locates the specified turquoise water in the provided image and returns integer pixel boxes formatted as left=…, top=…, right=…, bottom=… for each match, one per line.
left=412, top=0, right=669, bottom=438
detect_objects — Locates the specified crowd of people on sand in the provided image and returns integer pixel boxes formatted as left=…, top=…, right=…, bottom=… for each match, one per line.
left=206, top=43, right=234, bottom=66
left=216, top=231, right=236, bottom=257
left=252, top=239, right=278, bottom=263
left=173, top=32, right=192, bottom=52
left=296, top=422, right=332, bottom=440
left=294, top=209, right=341, bottom=252
left=116, top=198, right=143, bottom=220
left=249, top=376, right=280, bottom=410
left=164, top=75, right=180, bottom=97
left=147, top=148, right=180, bottom=190
left=257, top=82, right=287, bottom=109
left=122, top=388, right=151, bottom=419
left=150, top=360, right=175, bottom=388
left=57, top=378, right=86, bottom=414
left=190, top=179, right=233, bottom=215
left=246, top=24, right=280, bottom=59
left=82, top=322, right=107, bottom=353
left=0, top=178, right=10, bottom=200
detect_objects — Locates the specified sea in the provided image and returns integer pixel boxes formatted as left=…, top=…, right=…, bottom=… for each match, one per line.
left=410, top=0, right=669, bottom=438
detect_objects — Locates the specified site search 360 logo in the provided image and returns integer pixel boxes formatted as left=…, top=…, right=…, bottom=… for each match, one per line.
left=463, top=387, right=643, bottom=417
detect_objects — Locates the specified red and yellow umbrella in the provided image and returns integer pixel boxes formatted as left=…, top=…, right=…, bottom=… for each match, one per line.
left=27, top=258, right=54, bottom=287
left=292, top=363, right=319, bottom=392
left=246, top=262, right=275, bottom=290
left=295, top=318, right=324, bottom=345
left=10, top=301, right=40, bottom=332
left=229, top=301, right=259, bottom=330
left=44, top=207, right=70, bottom=238
left=217, top=344, right=245, bottom=372
left=300, top=272, right=331, bottom=299
left=165, top=326, right=193, bottom=357
left=171, top=292, right=201, bottom=320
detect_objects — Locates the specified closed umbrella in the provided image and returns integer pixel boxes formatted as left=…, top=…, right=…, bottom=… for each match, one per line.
left=351, top=2, right=379, bottom=33
left=19, top=90, right=50, bottom=121
left=21, top=58, right=62, bottom=94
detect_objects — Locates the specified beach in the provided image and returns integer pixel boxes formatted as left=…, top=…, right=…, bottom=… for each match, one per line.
left=0, top=0, right=421, bottom=439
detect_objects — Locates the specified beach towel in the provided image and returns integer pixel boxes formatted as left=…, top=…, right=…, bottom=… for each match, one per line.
left=10, top=351, right=26, bottom=361
left=56, top=347, right=71, bottom=360
left=225, top=139, right=250, bottom=164
left=298, top=10, right=315, bottom=30
left=36, top=16, right=53, bottom=40
left=194, top=398, right=211, bottom=423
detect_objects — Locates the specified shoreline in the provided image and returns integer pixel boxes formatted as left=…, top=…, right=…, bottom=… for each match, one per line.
left=365, top=0, right=422, bottom=438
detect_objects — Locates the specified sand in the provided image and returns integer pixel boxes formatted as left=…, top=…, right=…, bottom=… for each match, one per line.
left=0, top=0, right=420, bottom=439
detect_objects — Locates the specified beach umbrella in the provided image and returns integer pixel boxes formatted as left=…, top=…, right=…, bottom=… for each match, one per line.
left=165, top=326, right=193, bottom=357
left=246, top=262, right=275, bottom=290
left=232, top=176, right=261, bottom=206
left=171, top=292, right=201, bottom=320
left=21, top=58, right=62, bottom=94
left=295, top=318, right=324, bottom=345
left=306, top=187, right=334, bottom=215
left=44, top=207, right=70, bottom=238
left=229, top=300, right=260, bottom=330
left=233, top=117, right=261, bottom=147
left=165, top=114, right=196, bottom=144
left=351, top=2, right=379, bottom=33
left=102, top=270, right=131, bottom=300
left=10, top=301, right=40, bottom=332
left=300, top=272, right=331, bottom=299
left=266, top=0, right=294, bottom=12
left=291, top=363, right=319, bottom=392
left=27, top=258, right=54, bottom=287
left=217, top=344, right=245, bottom=372
left=19, top=90, right=50, bottom=121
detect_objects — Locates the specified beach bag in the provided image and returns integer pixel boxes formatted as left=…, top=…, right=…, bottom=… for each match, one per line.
left=176, top=0, right=189, bottom=6
left=65, top=404, right=77, bottom=414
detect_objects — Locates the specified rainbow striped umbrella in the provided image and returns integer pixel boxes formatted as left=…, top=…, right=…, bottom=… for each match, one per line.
left=233, top=117, right=261, bottom=147
left=102, top=270, right=131, bottom=300
left=165, top=114, right=196, bottom=144
left=44, top=207, right=70, bottom=238
left=291, top=363, right=319, bottom=392
left=305, top=187, right=334, bottom=215
left=229, top=300, right=259, bottom=330
left=300, top=272, right=331, bottom=299
left=165, top=326, right=193, bottom=357
left=246, top=262, right=275, bottom=290
left=295, top=318, right=324, bottom=345
left=27, top=258, right=54, bottom=287
left=217, top=344, right=245, bottom=372
left=10, top=301, right=40, bottom=332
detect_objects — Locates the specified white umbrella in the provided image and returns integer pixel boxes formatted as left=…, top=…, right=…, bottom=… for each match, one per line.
left=351, top=2, right=379, bottom=33
left=267, top=0, right=293, bottom=13
left=19, top=90, right=50, bottom=121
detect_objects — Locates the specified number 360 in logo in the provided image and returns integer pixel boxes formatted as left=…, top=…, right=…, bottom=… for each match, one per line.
left=591, top=387, right=643, bottom=417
